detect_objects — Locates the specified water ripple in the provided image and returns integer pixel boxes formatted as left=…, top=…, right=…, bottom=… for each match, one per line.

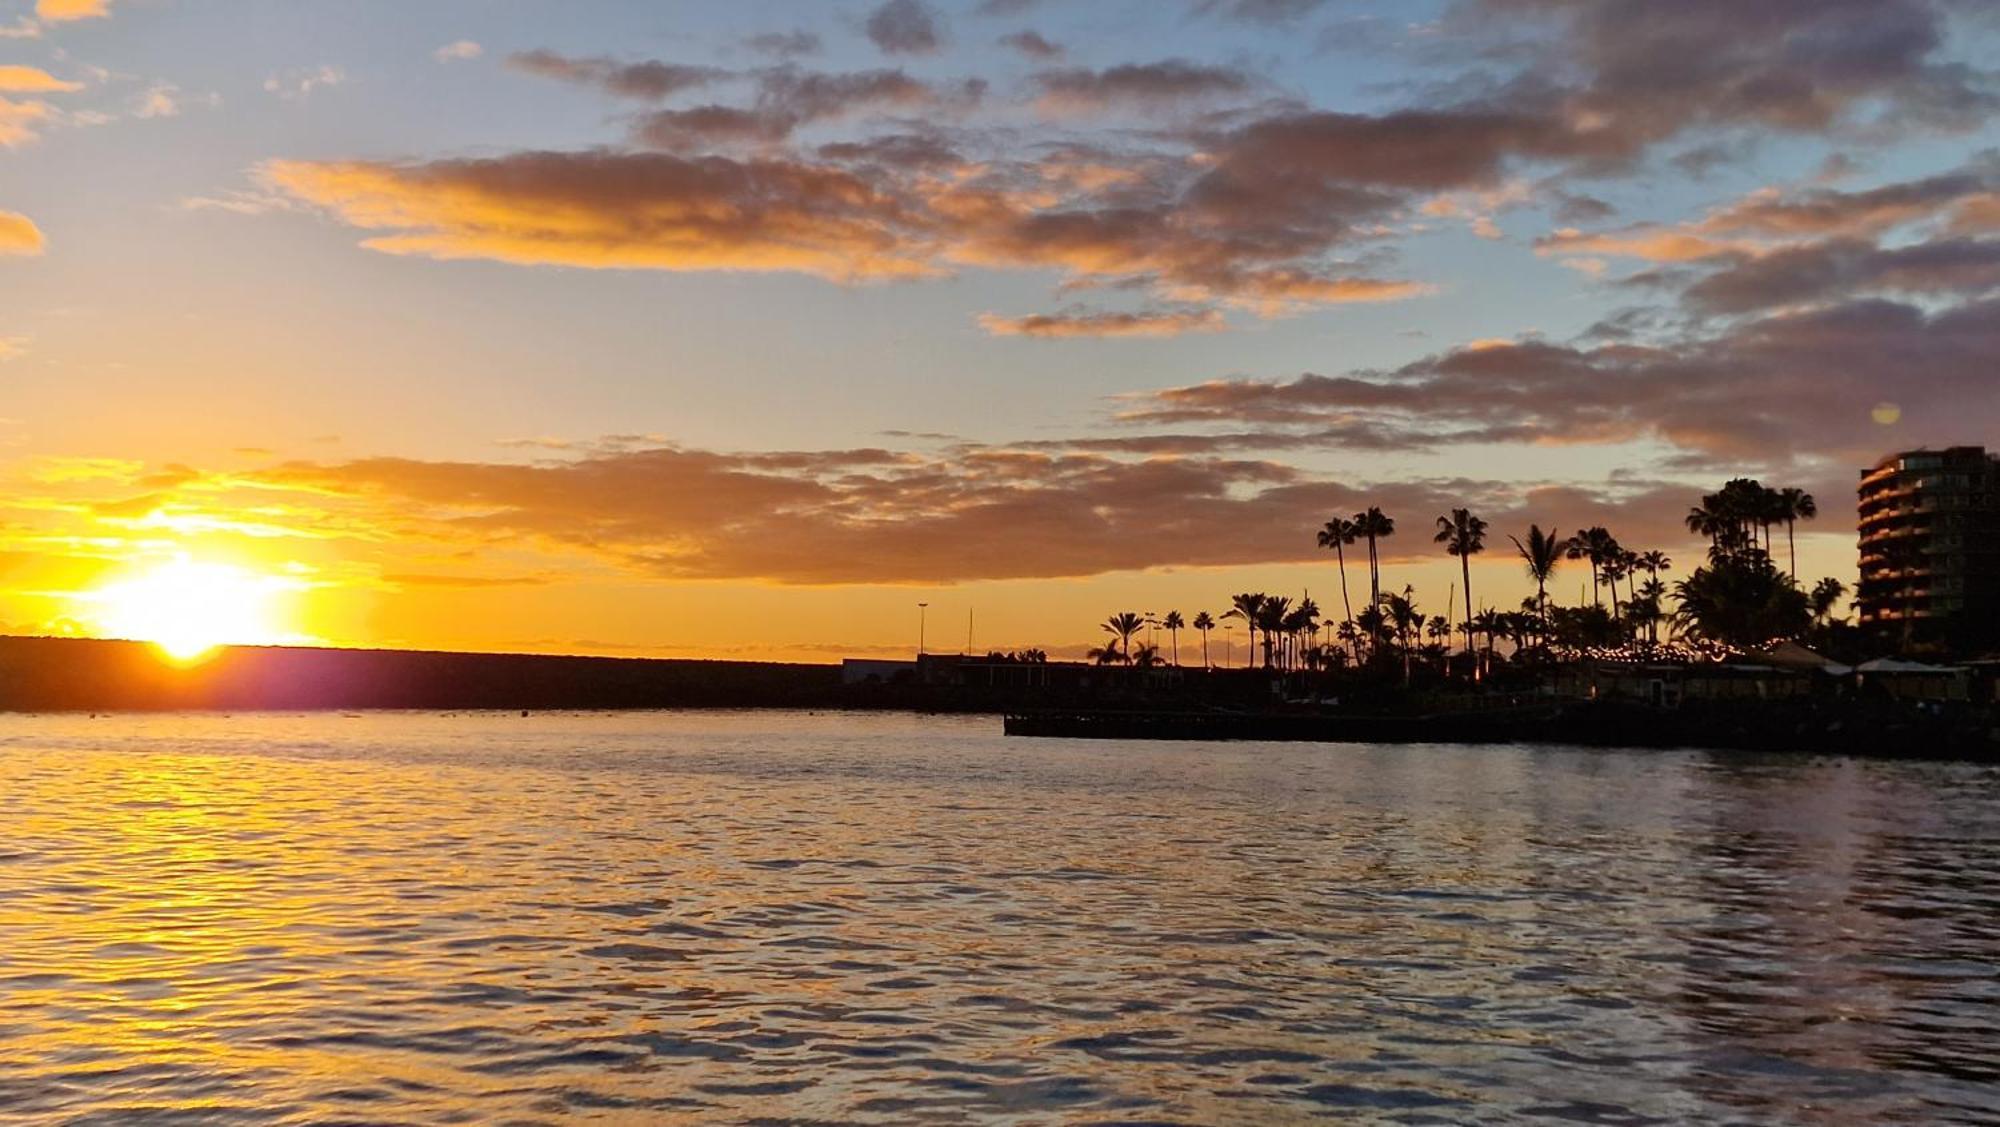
left=0, top=710, right=1996, bottom=1124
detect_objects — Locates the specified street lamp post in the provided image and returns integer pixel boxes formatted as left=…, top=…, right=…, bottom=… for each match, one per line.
left=917, top=602, right=928, bottom=656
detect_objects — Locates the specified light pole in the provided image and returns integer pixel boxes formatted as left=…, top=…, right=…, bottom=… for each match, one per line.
left=917, top=602, right=928, bottom=656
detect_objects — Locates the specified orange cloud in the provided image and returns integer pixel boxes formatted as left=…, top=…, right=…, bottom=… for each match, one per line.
left=0, top=97, right=52, bottom=147
left=232, top=442, right=1654, bottom=585
left=264, top=153, right=944, bottom=280
left=1191, top=272, right=1434, bottom=313
left=1536, top=226, right=1746, bottom=263
left=1948, top=194, right=2000, bottom=236
left=0, top=65, right=80, bottom=92
left=0, top=209, right=44, bottom=254
left=268, top=146, right=1437, bottom=318
left=35, top=0, right=108, bottom=21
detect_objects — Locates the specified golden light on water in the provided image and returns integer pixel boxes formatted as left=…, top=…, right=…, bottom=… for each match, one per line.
left=81, top=558, right=304, bottom=660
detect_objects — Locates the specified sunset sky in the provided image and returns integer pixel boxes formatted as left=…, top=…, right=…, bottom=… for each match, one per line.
left=3, top=0, right=1998, bottom=661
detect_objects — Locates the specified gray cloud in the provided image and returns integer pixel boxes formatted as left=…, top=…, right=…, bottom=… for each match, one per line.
left=1035, top=60, right=1253, bottom=114
left=866, top=0, right=944, bottom=56
left=506, top=49, right=726, bottom=100
left=1684, top=237, right=2000, bottom=313
left=1122, top=294, right=2000, bottom=469
left=998, top=30, right=1063, bottom=60
left=1194, top=0, right=1330, bottom=23
left=743, top=30, right=821, bottom=58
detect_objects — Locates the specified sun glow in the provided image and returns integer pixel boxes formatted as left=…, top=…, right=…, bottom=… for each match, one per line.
left=85, top=558, right=303, bottom=660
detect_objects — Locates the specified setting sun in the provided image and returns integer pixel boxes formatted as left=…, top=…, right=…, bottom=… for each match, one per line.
left=83, top=558, right=301, bottom=660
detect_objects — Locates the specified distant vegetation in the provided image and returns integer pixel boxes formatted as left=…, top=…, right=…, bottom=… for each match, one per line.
left=1084, top=478, right=1847, bottom=677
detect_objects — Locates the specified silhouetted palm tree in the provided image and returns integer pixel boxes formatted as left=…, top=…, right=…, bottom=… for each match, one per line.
left=1778, top=487, right=1816, bottom=578
left=1513, top=599, right=1543, bottom=651
left=1566, top=526, right=1620, bottom=610
left=1255, top=595, right=1291, bottom=669
left=1101, top=612, right=1145, bottom=665
left=1434, top=508, right=1488, bottom=663
left=1336, top=619, right=1361, bottom=659
left=1510, top=525, right=1563, bottom=634
left=1638, top=550, right=1671, bottom=584
left=1685, top=502, right=1726, bottom=551
left=1600, top=549, right=1628, bottom=618
left=1382, top=586, right=1419, bottom=684
left=1672, top=553, right=1809, bottom=646
left=1472, top=607, right=1504, bottom=672
left=1809, top=576, right=1847, bottom=624
left=1353, top=507, right=1395, bottom=608
left=1758, top=484, right=1790, bottom=553
left=1705, top=478, right=1770, bottom=556
left=1161, top=610, right=1185, bottom=667
left=1192, top=610, right=1215, bottom=669
left=1634, top=577, right=1667, bottom=643
left=1281, top=598, right=1318, bottom=671
left=1223, top=593, right=1265, bottom=669
left=1355, top=604, right=1388, bottom=659
left=1316, top=516, right=1359, bottom=639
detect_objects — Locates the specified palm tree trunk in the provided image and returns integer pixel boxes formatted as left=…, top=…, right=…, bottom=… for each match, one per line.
left=1786, top=519, right=1796, bottom=578
left=1335, top=541, right=1354, bottom=639
left=1367, top=535, right=1380, bottom=606
left=1460, top=553, right=1473, bottom=663
left=1201, top=630, right=1209, bottom=670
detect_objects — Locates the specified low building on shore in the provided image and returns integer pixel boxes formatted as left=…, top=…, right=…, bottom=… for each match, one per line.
left=1853, top=657, right=1971, bottom=703
left=840, top=658, right=920, bottom=685
left=1550, top=645, right=1978, bottom=708
left=1552, top=644, right=1854, bottom=706
left=1551, top=660, right=1821, bottom=707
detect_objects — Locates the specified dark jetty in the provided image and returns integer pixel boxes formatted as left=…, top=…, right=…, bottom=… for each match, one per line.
left=0, top=636, right=842, bottom=712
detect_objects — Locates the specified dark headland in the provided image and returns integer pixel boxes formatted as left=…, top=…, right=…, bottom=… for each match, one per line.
left=0, top=636, right=845, bottom=712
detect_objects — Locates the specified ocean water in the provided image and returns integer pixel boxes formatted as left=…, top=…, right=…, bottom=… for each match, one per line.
left=0, top=710, right=1995, bottom=1125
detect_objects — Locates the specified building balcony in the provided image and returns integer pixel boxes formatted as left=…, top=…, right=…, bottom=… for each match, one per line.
left=1858, top=502, right=1942, bottom=525
left=1858, top=483, right=1924, bottom=507
left=1858, top=526, right=1933, bottom=547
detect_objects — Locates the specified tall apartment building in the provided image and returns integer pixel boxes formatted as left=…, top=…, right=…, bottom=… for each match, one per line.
left=1856, top=446, right=2000, bottom=652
